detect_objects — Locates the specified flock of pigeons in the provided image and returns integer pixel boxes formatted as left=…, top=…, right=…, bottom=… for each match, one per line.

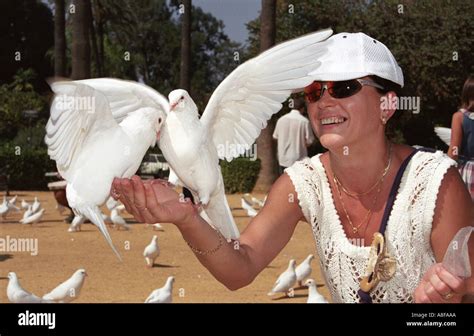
left=268, top=255, right=328, bottom=303
left=0, top=195, right=45, bottom=224
left=3, top=192, right=328, bottom=303
left=7, top=269, right=174, bottom=304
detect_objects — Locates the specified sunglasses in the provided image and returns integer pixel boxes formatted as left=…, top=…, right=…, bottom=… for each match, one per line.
left=304, top=79, right=385, bottom=103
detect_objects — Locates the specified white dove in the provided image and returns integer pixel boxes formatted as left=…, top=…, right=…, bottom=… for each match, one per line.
left=45, top=78, right=168, bottom=260
left=20, top=208, right=45, bottom=225
left=268, top=259, right=297, bottom=297
left=304, top=279, right=328, bottom=303
left=43, top=269, right=87, bottom=303
left=295, top=254, right=314, bottom=286
left=31, top=197, right=41, bottom=214
left=111, top=208, right=130, bottom=230
left=7, top=272, right=43, bottom=303
left=68, top=214, right=85, bottom=232
left=143, top=235, right=160, bottom=268
left=145, top=276, right=174, bottom=303
left=159, top=29, right=332, bottom=240
left=21, top=205, right=34, bottom=221
left=0, top=197, right=11, bottom=219
left=241, top=197, right=258, bottom=217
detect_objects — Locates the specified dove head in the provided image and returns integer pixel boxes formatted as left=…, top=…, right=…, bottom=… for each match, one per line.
left=152, top=235, right=158, bottom=242
left=167, top=276, right=175, bottom=285
left=168, top=89, right=197, bottom=114
left=7, top=272, right=18, bottom=282
left=304, top=279, right=315, bottom=287
left=127, top=107, right=165, bottom=147
left=289, top=259, right=296, bottom=269
left=74, top=269, right=88, bottom=278
left=306, top=254, right=315, bottom=262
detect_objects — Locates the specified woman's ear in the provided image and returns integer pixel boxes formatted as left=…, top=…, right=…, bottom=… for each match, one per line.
left=380, top=91, right=398, bottom=124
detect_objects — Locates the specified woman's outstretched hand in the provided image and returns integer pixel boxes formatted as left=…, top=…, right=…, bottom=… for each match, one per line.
left=110, top=175, right=198, bottom=227
left=414, top=263, right=467, bottom=303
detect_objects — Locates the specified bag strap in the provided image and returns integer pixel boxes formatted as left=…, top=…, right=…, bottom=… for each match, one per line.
left=358, top=147, right=423, bottom=303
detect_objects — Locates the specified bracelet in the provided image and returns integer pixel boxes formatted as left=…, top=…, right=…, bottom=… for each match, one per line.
left=186, top=226, right=225, bottom=256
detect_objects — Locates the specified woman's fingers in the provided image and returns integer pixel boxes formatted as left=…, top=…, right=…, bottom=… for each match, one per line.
left=131, top=176, right=156, bottom=224
left=121, top=177, right=143, bottom=222
left=437, top=265, right=466, bottom=295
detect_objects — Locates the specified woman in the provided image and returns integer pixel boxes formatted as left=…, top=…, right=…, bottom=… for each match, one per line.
left=448, top=76, right=474, bottom=201
left=111, top=33, right=473, bottom=303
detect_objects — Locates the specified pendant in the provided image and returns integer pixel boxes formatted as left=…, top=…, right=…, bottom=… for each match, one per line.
left=352, top=227, right=358, bottom=233
left=359, top=232, right=396, bottom=292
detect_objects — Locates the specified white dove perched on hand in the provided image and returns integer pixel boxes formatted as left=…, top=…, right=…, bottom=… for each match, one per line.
left=45, top=78, right=168, bottom=260
left=43, top=269, right=87, bottom=303
left=159, top=29, right=333, bottom=240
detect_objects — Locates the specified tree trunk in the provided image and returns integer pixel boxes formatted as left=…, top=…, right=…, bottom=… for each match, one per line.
left=180, top=0, right=191, bottom=91
left=89, top=0, right=101, bottom=77
left=254, top=0, right=277, bottom=192
left=71, top=0, right=91, bottom=79
left=54, top=0, right=66, bottom=77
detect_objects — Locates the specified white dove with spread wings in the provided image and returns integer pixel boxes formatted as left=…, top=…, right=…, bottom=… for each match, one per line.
left=160, top=29, right=333, bottom=240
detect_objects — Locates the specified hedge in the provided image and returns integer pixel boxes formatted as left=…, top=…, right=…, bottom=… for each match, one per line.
left=220, top=157, right=261, bottom=194
left=0, top=144, right=55, bottom=190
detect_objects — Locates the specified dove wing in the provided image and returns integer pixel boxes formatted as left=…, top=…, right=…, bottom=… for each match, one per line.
left=200, top=29, right=332, bottom=161
left=434, top=127, right=451, bottom=146
left=45, top=81, right=120, bottom=180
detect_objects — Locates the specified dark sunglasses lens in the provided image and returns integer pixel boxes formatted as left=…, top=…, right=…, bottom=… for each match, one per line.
left=331, top=80, right=362, bottom=98
left=304, top=82, right=323, bottom=102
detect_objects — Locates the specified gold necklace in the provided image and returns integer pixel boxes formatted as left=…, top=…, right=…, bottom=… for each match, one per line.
left=333, top=143, right=392, bottom=198
left=332, top=143, right=393, bottom=234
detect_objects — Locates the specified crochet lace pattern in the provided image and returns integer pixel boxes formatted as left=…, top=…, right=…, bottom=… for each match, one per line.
left=285, top=150, right=456, bottom=303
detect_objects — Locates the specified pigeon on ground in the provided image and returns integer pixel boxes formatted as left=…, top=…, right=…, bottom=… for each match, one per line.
left=159, top=29, right=333, bottom=241
left=31, top=197, right=41, bottom=214
left=304, top=279, right=328, bottom=303
left=295, top=254, right=314, bottom=286
left=241, top=198, right=258, bottom=217
left=111, top=208, right=130, bottom=230
left=20, top=208, right=45, bottom=225
left=43, top=269, right=87, bottom=303
left=143, top=235, right=160, bottom=268
left=7, top=272, right=44, bottom=303
left=68, top=214, right=85, bottom=232
left=45, top=78, right=168, bottom=260
left=268, top=259, right=297, bottom=297
left=145, top=276, right=174, bottom=303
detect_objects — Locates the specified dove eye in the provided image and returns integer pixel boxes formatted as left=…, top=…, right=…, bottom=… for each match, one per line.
left=180, top=97, right=184, bottom=101
left=158, top=117, right=162, bottom=124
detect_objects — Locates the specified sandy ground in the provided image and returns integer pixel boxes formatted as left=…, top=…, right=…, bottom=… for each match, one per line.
left=0, top=191, right=330, bottom=303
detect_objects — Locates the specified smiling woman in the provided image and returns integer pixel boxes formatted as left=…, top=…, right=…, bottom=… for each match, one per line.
left=111, top=32, right=473, bottom=304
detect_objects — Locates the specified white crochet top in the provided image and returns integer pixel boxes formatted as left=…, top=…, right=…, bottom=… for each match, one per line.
left=285, top=150, right=457, bottom=303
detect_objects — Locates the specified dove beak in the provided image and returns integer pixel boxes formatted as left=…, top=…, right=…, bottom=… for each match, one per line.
left=170, top=102, right=177, bottom=111
left=156, top=130, right=161, bottom=140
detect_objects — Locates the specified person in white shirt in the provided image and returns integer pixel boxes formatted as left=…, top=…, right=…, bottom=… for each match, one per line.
left=273, top=97, right=315, bottom=174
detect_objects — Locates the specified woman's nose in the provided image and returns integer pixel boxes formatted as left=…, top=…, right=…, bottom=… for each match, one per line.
left=316, top=89, right=337, bottom=109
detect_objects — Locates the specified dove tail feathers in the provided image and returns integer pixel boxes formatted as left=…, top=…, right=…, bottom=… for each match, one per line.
left=203, top=190, right=240, bottom=241
left=78, top=205, right=122, bottom=261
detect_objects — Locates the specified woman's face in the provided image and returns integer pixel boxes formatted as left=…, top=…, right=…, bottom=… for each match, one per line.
left=306, top=77, right=384, bottom=151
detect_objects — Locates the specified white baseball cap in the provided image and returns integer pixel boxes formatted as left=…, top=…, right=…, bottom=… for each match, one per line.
left=309, top=32, right=404, bottom=87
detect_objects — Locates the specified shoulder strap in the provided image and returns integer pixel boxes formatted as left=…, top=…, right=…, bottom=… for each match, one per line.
left=378, top=148, right=421, bottom=235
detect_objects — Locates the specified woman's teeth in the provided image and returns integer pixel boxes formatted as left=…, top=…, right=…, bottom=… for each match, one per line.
left=321, top=117, right=346, bottom=125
